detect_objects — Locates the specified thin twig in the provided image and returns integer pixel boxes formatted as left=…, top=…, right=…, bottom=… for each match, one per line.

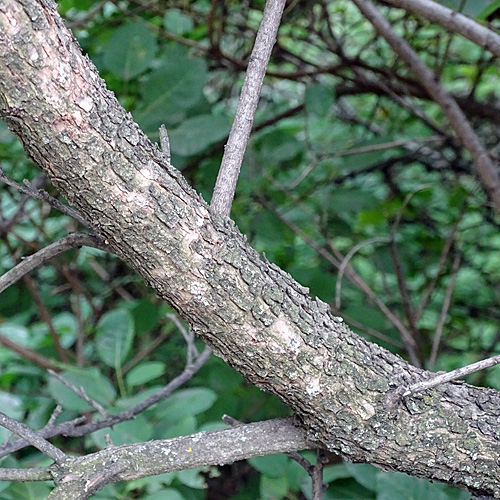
left=0, top=412, right=67, bottom=463
left=0, top=332, right=59, bottom=371
left=210, top=0, right=287, bottom=215
left=0, top=168, right=90, bottom=227
left=72, top=294, right=85, bottom=366
left=311, top=449, right=328, bottom=500
left=390, top=186, right=432, bottom=237
left=0, top=233, right=108, bottom=294
left=404, top=353, right=500, bottom=397
left=48, top=370, right=109, bottom=418
left=67, top=0, right=108, bottom=28
left=0, top=415, right=87, bottom=459
left=415, top=206, right=464, bottom=322
left=122, top=328, right=171, bottom=375
left=334, top=135, right=442, bottom=158
left=388, top=239, right=419, bottom=341
left=0, top=173, right=47, bottom=236
left=166, top=313, right=199, bottom=365
left=428, top=251, right=462, bottom=369
left=23, top=274, right=70, bottom=364
left=335, top=237, right=390, bottom=310
left=387, top=185, right=431, bottom=343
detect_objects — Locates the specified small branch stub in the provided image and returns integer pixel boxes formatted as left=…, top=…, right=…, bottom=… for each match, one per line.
left=159, top=124, right=171, bottom=164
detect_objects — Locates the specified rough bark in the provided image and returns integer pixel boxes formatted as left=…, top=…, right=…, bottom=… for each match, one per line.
left=1, top=0, right=500, bottom=497
left=45, top=418, right=307, bottom=500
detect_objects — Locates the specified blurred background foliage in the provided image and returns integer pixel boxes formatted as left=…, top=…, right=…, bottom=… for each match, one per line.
left=1, top=0, right=500, bottom=498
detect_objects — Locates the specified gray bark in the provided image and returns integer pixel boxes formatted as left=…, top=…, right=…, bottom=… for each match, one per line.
left=1, top=0, right=500, bottom=497
left=45, top=418, right=307, bottom=500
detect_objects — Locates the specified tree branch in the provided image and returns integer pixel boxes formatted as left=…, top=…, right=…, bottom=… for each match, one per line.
left=0, top=168, right=90, bottom=227
left=210, top=0, right=286, bottom=215
left=382, top=0, right=500, bottom=59
left=2, top=1, right=500, bottom=495
left=428, top=250, right=462, bottom=369
left=351, top=0, right=500, bottom=215
left=0, top=233, right=108, bottom=294
left=0, top=412, right=66, bottom=463
left=46, top=418, right=308, bottom=500
left=404, top=354, right=500, bottom=397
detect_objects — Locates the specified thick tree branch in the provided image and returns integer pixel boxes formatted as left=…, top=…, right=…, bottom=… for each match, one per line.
left=0, top=418, right=308, bottom=498
left=45, top=418, right=308, bottom=499
left=2, top=1, right=500, bottom=496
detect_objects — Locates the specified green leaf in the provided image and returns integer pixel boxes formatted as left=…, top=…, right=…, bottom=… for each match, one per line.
left=177, top=468, right=207, bottom=489
left=169, top=114, right=230, bottom=156
left=256, top=128, right=302, bottom=163
left=153, top=387, right=217, bottom=421
left=136, top=44, right=207, bottom=132
left=95, top=308, right=134, bottom=367
left=476, top=0, right=500, bottom=20
left=0, top=323, right=29, bottom=349
left=376, top=471, right=448, bottom=500
left=329, top=189, right=379, bottom=214
left=92, top=414, right=152, bottom=446
left=164, top=9, right=194, bottom=35
left=306, top=116, right=342, bottom=154
left=323, top=463, right=353, bottom=483
left=131, top=299, right=160, bottom=335
left=125, top=473, right=175, bottom=493
left=439, top=0, right=493, bottom=17
left=3, top=482, right=52, bottom=500
left=142, top=489, right=186, bottom=500
left=286, top=459, right=308, bottom=491
left=52, top=312, right=78, bottom=348
left=358, top=208, right=387, bottom=227
left=305, top=83, right=334, bottom=116
left=0, top=393, right=23, bottom=428
left=260, top=474, right=288, bottom=500
left=249, top=454, right=289, bottom=478
left=126, top=361, right=166, bottom=386
left=324, top=478, right=375, bottom=499
left=0, top=286, right=31, bottom=318
left=47, top=367, right=116, bottom=412
left=154, top=415, right=197, bottom=440
left=340, top=136, right=404, bottom=172
left=102, top=22, right=157, bottom=80
left=344, top=462, right=378, bottom=491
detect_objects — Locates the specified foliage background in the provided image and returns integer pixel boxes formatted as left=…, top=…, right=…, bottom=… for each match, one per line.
left=1, top=0, right=500, bottom=498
